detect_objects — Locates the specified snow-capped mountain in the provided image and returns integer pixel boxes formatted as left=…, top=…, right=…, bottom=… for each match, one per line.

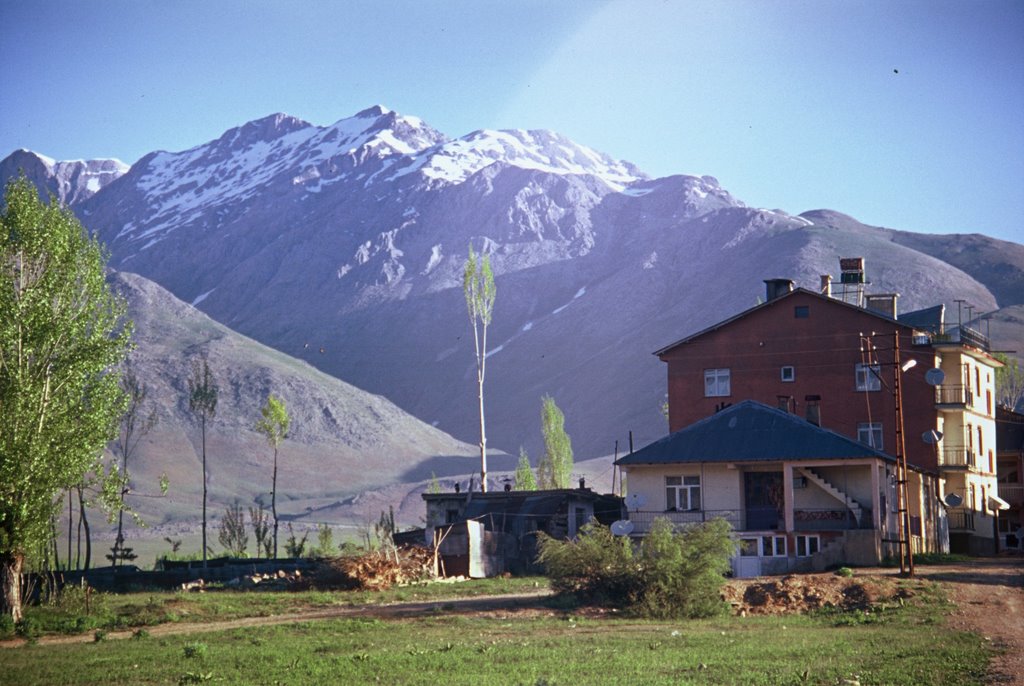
left=0, top=149, right=128, bottom=205
left=4, top=106, right=1023, bottom=463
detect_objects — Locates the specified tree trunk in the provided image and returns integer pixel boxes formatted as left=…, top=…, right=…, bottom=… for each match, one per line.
left=201, top=414, right=208, bottom=568
left=271, top=447, right=278, bottom=559
left=114, top=446, right=129, bottom=568
left=77, top=486, right=92, bottom=571
left=1, top=551, right=24, bottom=623
left=68, top=490, right=74, bottom=570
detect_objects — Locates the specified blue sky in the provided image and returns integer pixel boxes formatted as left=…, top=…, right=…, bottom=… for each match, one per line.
left=1, top=0, right=1021, bottom=242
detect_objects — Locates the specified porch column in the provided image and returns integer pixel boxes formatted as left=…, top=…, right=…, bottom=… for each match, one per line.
left=871, top=461, right=881, bottom=530
left=783, top=463, right=795, bottom=532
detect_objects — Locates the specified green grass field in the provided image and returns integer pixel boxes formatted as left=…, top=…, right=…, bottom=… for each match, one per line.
left=0, top=577, right=993, bottom=685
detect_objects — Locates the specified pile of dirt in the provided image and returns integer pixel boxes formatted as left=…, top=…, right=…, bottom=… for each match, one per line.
left=721, top=573, right=900, bottom=615
left=311, top=546, right=436, bottom=590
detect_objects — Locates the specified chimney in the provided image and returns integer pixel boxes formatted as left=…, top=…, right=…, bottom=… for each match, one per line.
left=865, top=293, right=899, bottom=319
left=764, top=278, right=794, bottom=302
left=805, top=395, right=821, bottom=426
left=820, top=274, right=832, bottom=298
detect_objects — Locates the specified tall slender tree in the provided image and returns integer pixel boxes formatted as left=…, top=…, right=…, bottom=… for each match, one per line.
left=188, top=355, right=218, bottom=568
left=463, top=244, right=496, bottom=492
left=514, top=447, right=537, bottom=491
left=0, top=176, right=131, bottom=620
left=540, top=395, right=574, bottom=489
left=255, top=393, right=290, bottom=558
left=110, top=365, right=158, bottom=567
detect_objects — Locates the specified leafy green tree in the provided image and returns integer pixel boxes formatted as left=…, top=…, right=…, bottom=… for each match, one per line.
left=187, top=355, right=218, bottom=568
left=540, top=395, right=574, bottom=489
left=255, top=393, right=290, bottom=558
left=463, top=244, right=496, bottom=492
left=514, top=447, right=537, bottom=490
left=426, top=472, right=442, bottom=495
left=994, top=352, right=1024, bottom=410
left=0, top=177, right=132, bottom=621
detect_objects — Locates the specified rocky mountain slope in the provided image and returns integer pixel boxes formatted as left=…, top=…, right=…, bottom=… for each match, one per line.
left=4, top=106, right=1021, bottom=463
left=106, top=270, right=503, bottom=527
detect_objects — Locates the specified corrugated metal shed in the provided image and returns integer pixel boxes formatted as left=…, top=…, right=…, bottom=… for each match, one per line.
left=615, top=400, right=896, bottom=465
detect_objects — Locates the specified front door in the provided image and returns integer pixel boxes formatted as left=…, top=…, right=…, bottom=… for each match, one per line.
left=744, top=471, right=783, bottom=530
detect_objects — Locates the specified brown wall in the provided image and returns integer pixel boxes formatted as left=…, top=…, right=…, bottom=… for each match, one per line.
left=660, top=291, right=938, bottom=471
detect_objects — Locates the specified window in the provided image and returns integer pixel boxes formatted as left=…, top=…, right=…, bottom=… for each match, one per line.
left=761, top=536, right=787, bottom=557
left=666, top=476, right=701, bottom=511
left=855, top=363, right=881, bottom=391
left=858, top=422, right=883, bottom=450
left=796, top=535, right=820, bottom=557
left=781, top=366, right=795, bottom=382
left=739, top=536, right=787, bottom=557
left=794, top=305, right=809, bottom=319
left=704, top=368, right=730, bottom=397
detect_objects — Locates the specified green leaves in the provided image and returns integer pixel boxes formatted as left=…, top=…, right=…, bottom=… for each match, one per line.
left=255, top=393, right=290, bottom=449
left=1, top=175, right=132, bottom=616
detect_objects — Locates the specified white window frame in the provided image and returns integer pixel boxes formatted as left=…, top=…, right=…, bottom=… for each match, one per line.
left=857, top=422, right=884, bottom=450
left=704, top=368, right=731, bottom=397
left=781, top=366, right=795, bottom=382
left=796, top=535, right=820, bottom=557
left=665, top=475, right=701, bottom=511
left=739, top=535, right=787, bottom=558
left=761, top=535, right=787, bottom=557
left=855, top=363, right=882, bottom=392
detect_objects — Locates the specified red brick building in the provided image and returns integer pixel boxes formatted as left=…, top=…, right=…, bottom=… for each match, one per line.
left=655, top=265, right=1003, bottom=554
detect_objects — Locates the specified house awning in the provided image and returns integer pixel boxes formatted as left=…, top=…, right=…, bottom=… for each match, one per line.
left=989, top=494, right=1011, bottom=511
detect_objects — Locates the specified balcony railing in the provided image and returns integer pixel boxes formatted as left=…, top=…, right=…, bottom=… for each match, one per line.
left=793, top=508, right=873, bottom=531
left=931, top=326, right=991, bottom=352
left=939, top=447, right=974, bottom=469
left=626, top=510, right=741, bottom=534
left=947, top=508, right=975, bottom=532
left=935, top=385, right=974, bottom=408
left=997, top=484, right=1024, bottom=507
left=627, top=508, right=871, bottom=534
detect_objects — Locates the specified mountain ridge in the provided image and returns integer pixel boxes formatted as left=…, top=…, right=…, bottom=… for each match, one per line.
left=4, top=105, right=1021, bottom=464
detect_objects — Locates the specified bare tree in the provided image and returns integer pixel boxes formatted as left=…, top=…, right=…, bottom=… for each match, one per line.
left=463, top=244, right=496, bottom=492
left=110, top=366, right=158, bottom=567
left=188, top=355, right=218, bottom=568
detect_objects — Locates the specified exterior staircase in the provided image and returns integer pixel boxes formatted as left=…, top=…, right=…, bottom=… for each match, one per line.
left=797, top=468, right=865, bottom=526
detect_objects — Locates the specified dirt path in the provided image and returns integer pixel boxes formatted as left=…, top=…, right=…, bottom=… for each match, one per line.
left=910, top=557, right=1024, bottom=686
left=0, top=590, right=554, bottom=649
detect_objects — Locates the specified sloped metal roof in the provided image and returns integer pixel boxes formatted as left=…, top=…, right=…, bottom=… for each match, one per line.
left=615, top=400, right=896, bottom=466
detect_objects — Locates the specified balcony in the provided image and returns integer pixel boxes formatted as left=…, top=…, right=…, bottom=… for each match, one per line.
left=939, top=447, right=974, bottom=470
left=931, top=326, right=991, bottom=352
left=627, top=508, right=871, bottom=534
left=627, top=510, right=740, bottom=534
left=997, top=483, right=1024, bottom=507
left=947, top=508, right=976, bottom=532
left=793, top=508, right=873, bottom=531
left=934, top=385, right=974, bottom=409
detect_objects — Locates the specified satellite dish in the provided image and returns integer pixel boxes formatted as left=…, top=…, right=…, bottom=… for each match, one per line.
left=625, top=493, right=647, bottom=511
left=924, top=368, right=946, bottom=387
left=922, top=429, right=943, bottom=445
left=943, top=493, right=963, bottom=508
left=610, top=520, right=635, bottom=536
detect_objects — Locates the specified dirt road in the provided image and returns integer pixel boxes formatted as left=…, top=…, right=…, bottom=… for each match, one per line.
left=911, top=557, right=1024, bottom=686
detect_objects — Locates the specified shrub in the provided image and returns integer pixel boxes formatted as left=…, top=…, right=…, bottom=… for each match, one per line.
left=636, top=517, right=736, bottom=618
left=538, top=517, right=736, bottom=619
left=537, top=521, right=639, bottom=606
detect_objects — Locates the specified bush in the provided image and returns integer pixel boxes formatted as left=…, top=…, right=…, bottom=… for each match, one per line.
left=537, top=521, right=639, bottom=606
left=538, top=517, right=736, bottom=619
left=636, top=517, right=736, bottom=618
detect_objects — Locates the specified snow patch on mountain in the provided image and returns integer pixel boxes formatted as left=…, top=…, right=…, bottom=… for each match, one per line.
left=390, top=128, right=644, bottom=190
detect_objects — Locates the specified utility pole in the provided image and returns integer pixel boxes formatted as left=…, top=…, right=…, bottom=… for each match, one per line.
left=892, top=331, right=915, bottom=577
